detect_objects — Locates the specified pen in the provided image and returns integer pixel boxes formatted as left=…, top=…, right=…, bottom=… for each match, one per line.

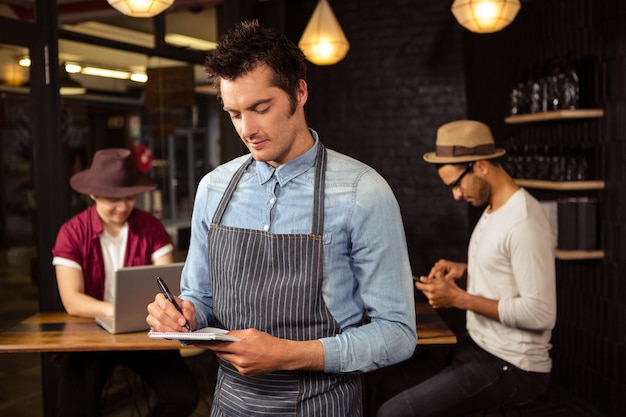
left=156, top=276, right=191, bottom=331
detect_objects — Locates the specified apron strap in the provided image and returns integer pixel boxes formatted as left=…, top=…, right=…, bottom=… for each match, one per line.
left=211, top=156, right=253, bottom=225
left=311, top=143, right=326, bottom=236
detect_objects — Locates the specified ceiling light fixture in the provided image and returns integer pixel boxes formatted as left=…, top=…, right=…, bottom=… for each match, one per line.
left=165, top=33, right=218, bottom=51
left=20, top=59, right=147, bottom=84
left=81, top=66, right=132, bottom=80
left=298, top=0, right=350, bottom=66
left=59, top=64, right=86, bottom=96
left=64, top=63, right=82, bottom=74
left=130, top=73, right=149, bottom=83
left=107, top=0, right=174, bottom=18
left=81, top=66, right=147, bottom=83
left=451, top=0, right=521, bottom=33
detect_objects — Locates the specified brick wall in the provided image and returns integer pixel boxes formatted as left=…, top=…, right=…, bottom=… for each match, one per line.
left=301, top=0, right=470, bottom=276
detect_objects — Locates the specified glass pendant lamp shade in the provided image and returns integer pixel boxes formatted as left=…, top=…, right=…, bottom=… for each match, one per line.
left=107, top=0, right=174, bottom=18
left=451, top=0, right=521, bottom=33
left=298, top=0, right=350, bottom=66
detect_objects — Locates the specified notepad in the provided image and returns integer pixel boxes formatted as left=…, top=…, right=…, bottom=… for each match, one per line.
left=148, top=326, right=239, bottom=342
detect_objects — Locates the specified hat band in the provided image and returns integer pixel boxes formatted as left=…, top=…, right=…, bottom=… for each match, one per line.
left=436, top=144, right=496, bottom=157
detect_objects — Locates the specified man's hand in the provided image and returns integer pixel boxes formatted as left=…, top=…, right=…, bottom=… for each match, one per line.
left=426, top=259, right=467, bottom=281
left=196, top=328, right=324, bottom=377
left=146, top=293, right=198, bottom=332
left=415, top=274, right=465, bottom=309
left=416, top=262, right=500, bottom=321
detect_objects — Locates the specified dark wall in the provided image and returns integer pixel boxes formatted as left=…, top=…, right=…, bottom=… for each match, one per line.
left=464, top=0, right=625, bottom=416
left=302, top=0, right=470, bottom=276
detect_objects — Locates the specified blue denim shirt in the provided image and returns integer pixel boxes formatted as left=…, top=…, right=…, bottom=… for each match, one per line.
left=181, top=131, right=416, bottom=373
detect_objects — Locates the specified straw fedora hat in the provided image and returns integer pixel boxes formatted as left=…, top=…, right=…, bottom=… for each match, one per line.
left=423, top=120, right=506, bottom=164
left=70, top=148, right=157, bottom=198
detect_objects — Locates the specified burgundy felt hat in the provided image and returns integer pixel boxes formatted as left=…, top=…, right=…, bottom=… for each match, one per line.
left=70, top=148, right=156, bottom=197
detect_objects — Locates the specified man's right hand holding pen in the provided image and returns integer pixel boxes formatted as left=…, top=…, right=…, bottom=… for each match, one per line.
left=147, top=293, right=198, bottom=333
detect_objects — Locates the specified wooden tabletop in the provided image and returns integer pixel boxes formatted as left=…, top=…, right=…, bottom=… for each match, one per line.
left=415, top=302, right=457, bottom=345
left=0, top=304, right=455, bottom=353
left=0, top=312, right=183, bottom=353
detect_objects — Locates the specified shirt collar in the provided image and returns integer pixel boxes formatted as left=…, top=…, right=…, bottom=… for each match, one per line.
left=254, top=129, right=319, bottom=186
left=88, top=204, right=104, bottom=237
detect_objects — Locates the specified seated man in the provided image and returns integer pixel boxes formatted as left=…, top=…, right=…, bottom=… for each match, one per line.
left=52, top=148, right=199, bottom=417
left=376, top=120, right=556, bottom=417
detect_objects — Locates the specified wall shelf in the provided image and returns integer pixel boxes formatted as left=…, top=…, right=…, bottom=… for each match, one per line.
left=505, top=109, right=604, bottom=124
left=514, top=179, right=605, bottom=190
left=509, top=109, right=606, bottom=261
left=555, top=249, right=604, bottom=260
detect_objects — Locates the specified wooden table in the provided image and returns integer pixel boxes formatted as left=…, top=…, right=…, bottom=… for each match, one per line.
left=415, top=302, right=457, bottom=345
left=0, top=305, right=455, bottom=417
left=0, top=312, right=191, bottom=417
left=0, top=311, right=185, bottom=353
left=0, top=304, right=455, bottom=352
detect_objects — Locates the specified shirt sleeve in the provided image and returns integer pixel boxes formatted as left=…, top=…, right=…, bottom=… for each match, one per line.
left=179, top=174, right=217, bottom=329
left=52, top=256, right=82, bottom=270
left=152, top=243, right=174, bottom=261
left=51, top=220, right=86, bottom=266
left=320, top=170, right=417, bottom=373
left=498, top=215, right=557, bottom=331
left=145, top=213, right=174, bottom=252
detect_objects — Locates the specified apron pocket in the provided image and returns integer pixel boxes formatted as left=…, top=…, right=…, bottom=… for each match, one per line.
left=217, top=369, right=299, bottom=417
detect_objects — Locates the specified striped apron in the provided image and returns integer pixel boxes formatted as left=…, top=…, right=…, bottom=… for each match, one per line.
left=207, top=143, right=361, bottom=417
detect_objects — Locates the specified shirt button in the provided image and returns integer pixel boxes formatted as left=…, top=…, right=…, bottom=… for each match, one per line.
left=263, top=224, right=270, bottom=232
left=269, top=197, right=276, bottom=204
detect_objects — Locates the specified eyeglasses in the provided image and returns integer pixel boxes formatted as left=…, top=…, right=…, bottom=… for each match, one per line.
left=448, top=162, right=474, bottom=190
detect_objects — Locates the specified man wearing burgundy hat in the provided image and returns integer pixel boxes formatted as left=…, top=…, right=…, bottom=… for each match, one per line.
left=377, top=120, right=557, bottom=416
left=51, top=148, right=199, bottom=417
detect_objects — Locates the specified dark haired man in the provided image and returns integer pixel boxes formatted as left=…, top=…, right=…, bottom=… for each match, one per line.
left=377, top=120, right=556, bottom=417
left=148, top=20, right=416, bottom=417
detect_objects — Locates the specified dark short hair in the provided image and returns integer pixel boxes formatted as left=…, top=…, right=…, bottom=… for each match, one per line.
left=205, top=20, right=307, bottom=112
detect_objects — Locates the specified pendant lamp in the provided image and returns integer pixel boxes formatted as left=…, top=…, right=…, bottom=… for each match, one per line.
left=298, top=0, right=350, bottom=66
left=107, top=0, right=174, bottom=18
left=451, top=0, right=521, bottom=33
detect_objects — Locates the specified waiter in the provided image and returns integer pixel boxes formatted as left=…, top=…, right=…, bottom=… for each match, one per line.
left=147, top=20, right=416, bottom=417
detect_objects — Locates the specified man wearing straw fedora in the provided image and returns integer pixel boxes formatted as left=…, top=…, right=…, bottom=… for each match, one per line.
left=377, top=120, right=557, bottom=416
left=51, top=148, right=199, bottom=417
